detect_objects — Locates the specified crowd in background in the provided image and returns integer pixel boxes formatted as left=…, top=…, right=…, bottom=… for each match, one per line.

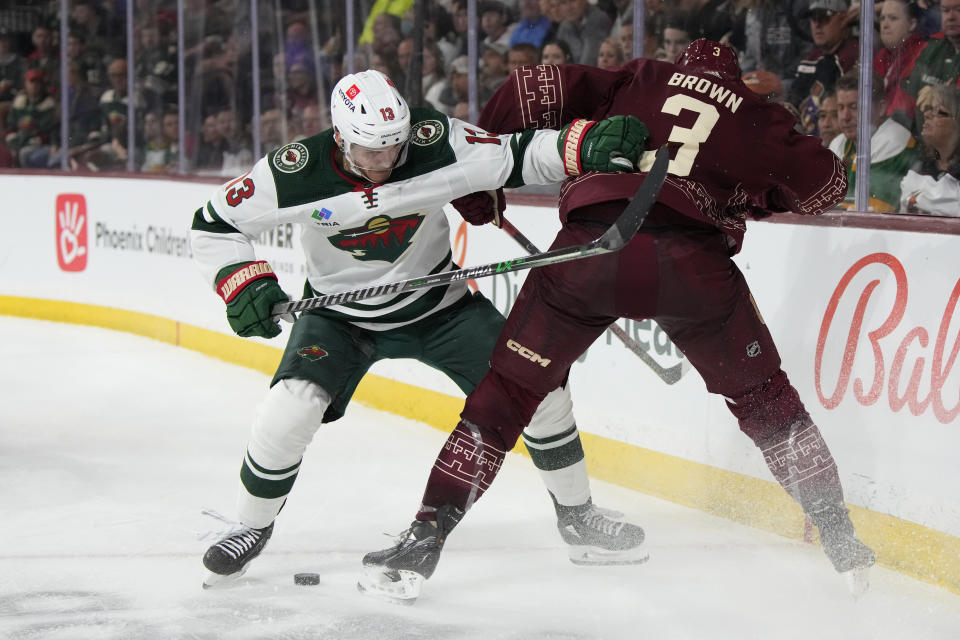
left=0, top=0, right=957, bottom=215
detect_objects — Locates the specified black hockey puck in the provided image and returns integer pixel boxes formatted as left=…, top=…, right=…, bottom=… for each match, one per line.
left=294, top=572, right=320, bottom=586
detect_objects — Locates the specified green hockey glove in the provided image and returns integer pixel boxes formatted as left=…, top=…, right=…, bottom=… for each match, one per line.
left=557, top=115, right=649, bottom=175
left=216, top=260, right=291, bottom=338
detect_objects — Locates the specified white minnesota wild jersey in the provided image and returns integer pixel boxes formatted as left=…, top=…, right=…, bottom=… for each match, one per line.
left=191, top=107, right=567, bottom=330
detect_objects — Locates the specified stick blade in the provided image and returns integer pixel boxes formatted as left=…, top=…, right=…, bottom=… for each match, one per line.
left=598, top=144, right=670, bottom=250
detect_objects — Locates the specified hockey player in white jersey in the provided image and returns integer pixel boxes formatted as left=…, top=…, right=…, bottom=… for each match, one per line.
left=192, top=70, right=650, bottom=590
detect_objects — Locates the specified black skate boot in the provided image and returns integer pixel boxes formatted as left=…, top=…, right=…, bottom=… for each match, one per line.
left=202, top=522, right=274, bottom=589
left=553, top=494, right=649, bottom=566
left=810, top=504, right=876, bottom=597
left=357, top=505, right=463, bottom=604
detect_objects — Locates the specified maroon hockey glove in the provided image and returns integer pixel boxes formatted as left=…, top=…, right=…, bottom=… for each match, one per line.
left=451, top=188, right=505, bottom=227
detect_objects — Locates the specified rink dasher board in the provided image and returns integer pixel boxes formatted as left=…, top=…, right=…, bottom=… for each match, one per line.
left=1, top=173, right=958, bottom=594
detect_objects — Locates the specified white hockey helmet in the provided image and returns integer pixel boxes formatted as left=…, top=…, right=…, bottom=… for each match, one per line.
left=331, top=69, right=410, bottom=171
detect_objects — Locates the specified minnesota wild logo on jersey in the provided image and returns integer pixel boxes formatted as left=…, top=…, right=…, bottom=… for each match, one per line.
left=273, top=142, right=309, bottom=173
left=327, top=213, right=424, bottom=262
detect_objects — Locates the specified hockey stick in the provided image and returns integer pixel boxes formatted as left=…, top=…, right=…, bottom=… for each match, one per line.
left=271, top=146, right=670, bottom=319
left=498, top=217, right=690, bottom=385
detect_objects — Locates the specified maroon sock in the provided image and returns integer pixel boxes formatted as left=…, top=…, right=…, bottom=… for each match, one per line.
left=416, top=420, right=506, bottom=520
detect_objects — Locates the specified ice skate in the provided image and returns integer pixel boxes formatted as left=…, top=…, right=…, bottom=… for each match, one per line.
left=201, top=521, right=274, bottom=589
left=554, top=495, right=649, bottom=566
left=812, top=505, right=875, bottom=598
left=358, top=505, right=463, bottom=604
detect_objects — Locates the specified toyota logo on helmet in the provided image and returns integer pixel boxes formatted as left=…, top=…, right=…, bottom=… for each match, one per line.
left=330, top=69, right=411, bottom=166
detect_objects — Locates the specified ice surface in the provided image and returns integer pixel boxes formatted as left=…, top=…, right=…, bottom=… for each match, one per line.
left=2, top=317, right=959, bottom=639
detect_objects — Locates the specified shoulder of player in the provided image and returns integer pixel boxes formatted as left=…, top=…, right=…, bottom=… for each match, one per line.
left=263, top=131, right=349, bottom=207
left=389, top=108, right=458, bottom=181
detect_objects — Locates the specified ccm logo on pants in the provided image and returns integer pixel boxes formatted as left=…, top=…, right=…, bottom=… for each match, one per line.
left=506, top=340, right=551, bottom=367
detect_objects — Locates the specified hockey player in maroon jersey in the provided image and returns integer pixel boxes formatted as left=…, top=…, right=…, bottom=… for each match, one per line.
left=360, top=39, right=876, bottom=602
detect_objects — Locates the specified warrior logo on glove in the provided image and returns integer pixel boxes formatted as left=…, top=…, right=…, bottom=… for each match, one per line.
left=558, top=115, right=649, bottom=176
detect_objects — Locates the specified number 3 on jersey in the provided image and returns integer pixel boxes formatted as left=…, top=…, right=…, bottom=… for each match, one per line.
left=660, top=95, right=719, bottom=177
left=225, top=175, right=255, bottom=207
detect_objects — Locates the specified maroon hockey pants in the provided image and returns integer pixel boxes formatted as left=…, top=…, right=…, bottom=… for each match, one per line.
left=419, top=203, right=822, bottom=515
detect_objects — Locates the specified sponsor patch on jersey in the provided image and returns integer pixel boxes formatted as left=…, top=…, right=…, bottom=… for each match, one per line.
left=273, top=142, right=309, bottom=173
left=297, top=345, right=329, bottom=361
left=411, top=120, right=445, bottom=146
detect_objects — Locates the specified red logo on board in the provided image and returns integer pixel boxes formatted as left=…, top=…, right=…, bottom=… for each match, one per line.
left=56, top=193, right=88, bottom=272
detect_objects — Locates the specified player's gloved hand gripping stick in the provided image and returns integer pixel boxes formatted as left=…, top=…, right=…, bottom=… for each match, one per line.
left=271, top=146, right=670, bottom=320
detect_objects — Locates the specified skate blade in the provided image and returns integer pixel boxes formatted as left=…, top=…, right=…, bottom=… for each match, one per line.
left=568, top=543, right=650, bottom=566
left=202, top=566, right=248, bottom=590
left=356, top=566, right=424, bottom=605
left=841, top=565, right=871, bottom=599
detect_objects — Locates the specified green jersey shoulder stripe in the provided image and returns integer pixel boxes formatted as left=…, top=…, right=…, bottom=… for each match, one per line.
left=190, top=203, right=240, bottom=235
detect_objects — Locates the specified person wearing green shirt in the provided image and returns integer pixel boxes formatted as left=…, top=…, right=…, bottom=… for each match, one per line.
left=829, top=69, right=917, bottom=211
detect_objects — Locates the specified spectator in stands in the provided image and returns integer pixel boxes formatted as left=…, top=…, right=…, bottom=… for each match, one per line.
left=481, top=42, right=509, bottom=95
left=67, top=31, right=105, bottom=94
left=260, top=107, right=286, bottom=152
left=370, top=12, right=405, bottom=62
left=358, top=0, right=415, bottom=46
left=596, top=36, right=624, bottom=69
left=608, top=0, right=637, bottom=42
left=69, top=1, right=114, bottom=62
left=903, top=0, right=960, bottom=115
left=692, top=0, right=747, bottom=50
left=817, top=91, right=842, bottom=147
left=161, top=109, right=180, bottom=166
left=875, top=0, right=927, bottom=121
left=555, top=0, right=613, bottom=64
left=433, top=55, right=471, bottom=117
left=286, top=61, right=319, bottom=122
left=510, top=0, right=557, bottom=49
left=662, top=11, right=695, bottom=62
left=59, top=59, right=102, bottom=164
left=790, top=0, right=860, bottom=135
left=741, top=0, right=810, bottom=99
left=508, top=42, right=540, bottom=74
left=899, top=85, right=960, bottom=214
left=88, top=58, right=138, bottom=171
left=26, top=26, right=59, bottom=82
left=443, top=0, right=471, bottom=60
left=0, top=29, right=23, bottom=129
left=217, top=107, right=254, bottom=176
left=284, top=20, right=313, bottom=71
left=617, top=11, right=664, bottom=61
left=189, top=34, right=236, bottom=133
left=397, top=37, right=414, bottom=79
left=423, top=3, right=456, bottom=67
left=541, top=38, right=573, bottom=64
left=481, top=1, right=517, bottom=49
left=541, top=0, right=566, bottom=27
left=195, top=112, right=226, bottom=172
left=139, top=109, right=176, bottom=173
left=421, top=40, right=448, bottom=101
left=296, top=103, right=329, bottom=139
left=135, top=22, right=177, bottom=113
left=829, top=69, right=917, bottom=212
left=5, top=68, right=57, bottom=168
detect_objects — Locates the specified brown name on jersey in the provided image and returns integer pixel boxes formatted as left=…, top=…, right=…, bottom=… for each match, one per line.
left=667, top=73, right=744, bottom=114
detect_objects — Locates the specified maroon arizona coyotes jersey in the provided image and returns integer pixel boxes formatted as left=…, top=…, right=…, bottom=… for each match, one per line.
left=478, top=59, right=847, bottom=253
